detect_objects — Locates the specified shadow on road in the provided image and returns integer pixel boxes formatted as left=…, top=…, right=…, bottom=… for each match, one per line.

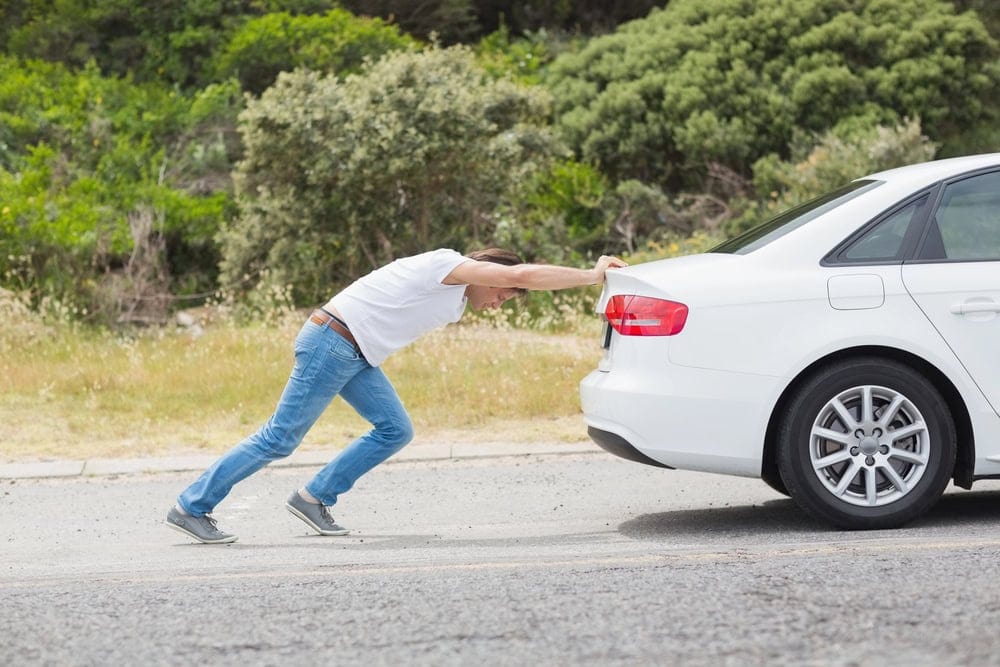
left=619, top=488, right=1000, bottom=540
left=619, top=498, right=822, bottom=540
left=912, top=488, right=1000, bottom=528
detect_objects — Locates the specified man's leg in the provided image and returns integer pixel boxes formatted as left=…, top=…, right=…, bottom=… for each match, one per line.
left=303, top=365, right=414, bottom=507
left=176, top=323, right=367, bottom=517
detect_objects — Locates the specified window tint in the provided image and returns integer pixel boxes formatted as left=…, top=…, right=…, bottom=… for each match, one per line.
left=841, top=195, right=927, bottom=262
left=712, top=180, right=881, bottom=255
left=922, top=171, right=1000, bottom=261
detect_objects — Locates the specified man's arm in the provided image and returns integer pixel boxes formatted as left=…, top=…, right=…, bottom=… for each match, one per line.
left=443, top=255, right=627, bottom=290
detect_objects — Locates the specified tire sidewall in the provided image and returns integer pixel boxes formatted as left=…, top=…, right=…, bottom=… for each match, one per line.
left=778, top=358, right=956, bottom=529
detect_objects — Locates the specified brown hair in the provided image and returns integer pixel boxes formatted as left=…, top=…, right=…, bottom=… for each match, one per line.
left=465, top=248, right=528, bottom=294
left=465, top=247, right=524, bottom=266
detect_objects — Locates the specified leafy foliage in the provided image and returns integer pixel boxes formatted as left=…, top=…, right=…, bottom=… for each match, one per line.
left=546, top=0, right=999, bottom=190
left=0, top=0, right=342, bottom=89
left=474, top=25, right=554, bottom=84
left=213, top=9, right=416, bottom=94
left=495, top=158, right=609, bottom=262
left=0, top=56, right=231, bottom=320
left=223, top=46, right=560, bottom=303
left=728, top=118, right=939, bottom=235
left=1, top=1, right=998, bottom=324
left=340, top=0, right=480, bottom=44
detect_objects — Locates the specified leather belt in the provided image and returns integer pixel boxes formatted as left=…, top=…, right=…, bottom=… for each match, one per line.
left=310, top=309, right=361, bottom=354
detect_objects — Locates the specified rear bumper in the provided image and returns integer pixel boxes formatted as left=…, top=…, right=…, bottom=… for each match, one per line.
left=580, top=364, right=777, bottom=477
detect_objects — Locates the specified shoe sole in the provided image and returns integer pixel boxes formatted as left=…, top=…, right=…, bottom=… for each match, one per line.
left=285, top=503, right=350, bottom=536
left=165, top=518, right=238, bottom=544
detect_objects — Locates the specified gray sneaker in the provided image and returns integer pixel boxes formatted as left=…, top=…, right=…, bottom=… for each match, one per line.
left=286, top=491, right=350, bottom=536
left=166, top=506, right=238, bottom=544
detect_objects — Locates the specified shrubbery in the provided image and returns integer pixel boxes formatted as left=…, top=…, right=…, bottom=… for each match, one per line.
left=546, top=0, right=998, bottom=190
left=1, top=1, right=998, bottom=325
left=213, top=9, right=416, bottom=94
left=223, top=46, right=559, bottom=304
left=0, top=57, right=232, bottom=322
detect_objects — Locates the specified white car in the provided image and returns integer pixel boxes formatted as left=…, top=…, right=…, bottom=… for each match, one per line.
left=580, top=153, right=1000, bottom=529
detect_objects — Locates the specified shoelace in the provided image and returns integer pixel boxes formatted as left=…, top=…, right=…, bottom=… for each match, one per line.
left=317, top=505, right=337, bottom=526
left=203, top=513, right=223, bottom=532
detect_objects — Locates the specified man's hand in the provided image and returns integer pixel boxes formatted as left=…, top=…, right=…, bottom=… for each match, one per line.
left=593, top=255, right=628, bottom=284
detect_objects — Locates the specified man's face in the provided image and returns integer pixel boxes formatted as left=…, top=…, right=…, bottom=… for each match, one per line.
left=466, top=285, right=522, bottom=311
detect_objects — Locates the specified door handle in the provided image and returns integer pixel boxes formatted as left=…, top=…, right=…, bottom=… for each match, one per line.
left=950, top=301, right=1000, bottom=315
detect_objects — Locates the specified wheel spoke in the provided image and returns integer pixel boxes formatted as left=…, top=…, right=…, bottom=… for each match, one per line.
left=831, top=398, right=858, bottom=432
left=889, top=422, right=925, bottom=443
left=879, top=463, right=909, bottom=493
left=861, top=386, right=874, bottom=424
left=865, top=468, right=878, bottom=505
left=834, top=461, right=860, bottom=496
left=812, top=427, right=852, bottom=445
left=813, top=448, right=853, bottom=471
left=889, top=446, right=927, bottom=466
left=877, top=395, right=905, bottom=428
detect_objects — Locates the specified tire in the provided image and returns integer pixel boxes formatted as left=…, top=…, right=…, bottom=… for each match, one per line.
left=777, top=357, right=956, bottom=530
left=761, top=471, right=790, bottom=497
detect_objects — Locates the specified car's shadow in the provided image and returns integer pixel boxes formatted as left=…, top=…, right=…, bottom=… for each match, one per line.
left=619, top=498, right=820, bottom=540
left=618, top=488, right=1000, bottom=540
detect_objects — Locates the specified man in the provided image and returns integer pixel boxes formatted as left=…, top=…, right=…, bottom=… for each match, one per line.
left=166, top=248, right=627, bottom=543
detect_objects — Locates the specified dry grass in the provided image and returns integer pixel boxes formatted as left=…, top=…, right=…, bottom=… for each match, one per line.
left=0, top=308, right=604, bottom=462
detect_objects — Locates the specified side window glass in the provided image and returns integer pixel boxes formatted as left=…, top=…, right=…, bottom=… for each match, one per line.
left=841, top=195, right=926, bottom=262
left=924, top=171, right=1000, bottom=261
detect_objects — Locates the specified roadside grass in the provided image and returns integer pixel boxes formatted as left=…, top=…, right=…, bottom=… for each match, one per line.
left=0, top=310, right=604, bottom=462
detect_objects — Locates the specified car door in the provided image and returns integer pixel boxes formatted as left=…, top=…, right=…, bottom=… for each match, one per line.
left=901, top=169, right=1000, bottom=415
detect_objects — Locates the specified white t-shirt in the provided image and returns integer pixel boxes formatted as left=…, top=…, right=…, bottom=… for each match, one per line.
left=325, top=249, right=471, bottom=366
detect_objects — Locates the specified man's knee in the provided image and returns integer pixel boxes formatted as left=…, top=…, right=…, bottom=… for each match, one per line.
left=254, top=424, right=301, bottom=459
left=384, top=416, right=414, bottom=448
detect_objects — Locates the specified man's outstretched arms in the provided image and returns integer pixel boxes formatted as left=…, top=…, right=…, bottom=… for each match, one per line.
left=443, top=255, right=628, bottom=290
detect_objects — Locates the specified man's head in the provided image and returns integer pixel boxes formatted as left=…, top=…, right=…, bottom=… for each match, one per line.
left=464, top=248, right=527, bottom=311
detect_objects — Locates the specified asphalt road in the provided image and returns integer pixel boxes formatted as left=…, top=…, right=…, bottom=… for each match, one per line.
left=4, top=452, right=1000, bottom=666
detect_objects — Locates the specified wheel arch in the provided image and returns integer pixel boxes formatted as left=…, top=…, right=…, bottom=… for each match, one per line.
left=760, top=345, right=975, bottom=492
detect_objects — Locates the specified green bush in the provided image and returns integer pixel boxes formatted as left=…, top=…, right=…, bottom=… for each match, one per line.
left=0, top=57, right=231, bottom=321
left=339, top=0, right=480, bottom=44
left=474, top=25, right=554, bottom=84
left=223, top=46, right=560, bottom=304
left=213, top=9, right=417, bottom=95
left=495, top=158, right=609, bottom=263
left=546, top=0, right=999, bottom=191
left=1, top=0, right=346, bottom=89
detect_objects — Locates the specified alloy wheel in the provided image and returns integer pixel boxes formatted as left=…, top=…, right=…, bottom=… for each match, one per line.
left=809, top=384, right=929, bottom=507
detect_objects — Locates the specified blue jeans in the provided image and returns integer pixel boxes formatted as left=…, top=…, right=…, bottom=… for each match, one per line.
left=177, top=318, right=414, bottom=516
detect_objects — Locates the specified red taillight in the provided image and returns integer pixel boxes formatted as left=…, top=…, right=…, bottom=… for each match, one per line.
left=605, top=295, right=688, bottom=336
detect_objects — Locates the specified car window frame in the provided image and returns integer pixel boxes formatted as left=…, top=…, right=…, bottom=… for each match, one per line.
left=909, top=166, right=1000, bottom=265
left=821, top=187, right=937, bottom=267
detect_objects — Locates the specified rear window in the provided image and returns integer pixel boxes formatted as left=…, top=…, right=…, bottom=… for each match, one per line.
left=712, top=180, right=882, bottom=255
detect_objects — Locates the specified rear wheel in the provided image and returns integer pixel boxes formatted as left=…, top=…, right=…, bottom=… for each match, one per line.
left=777, top=357, right=956, bottom=529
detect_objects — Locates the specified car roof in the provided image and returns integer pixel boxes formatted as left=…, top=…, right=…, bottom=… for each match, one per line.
left=736, top=153, right=1000, bottom=264
left=863, top=153, right=1000, bottom=186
